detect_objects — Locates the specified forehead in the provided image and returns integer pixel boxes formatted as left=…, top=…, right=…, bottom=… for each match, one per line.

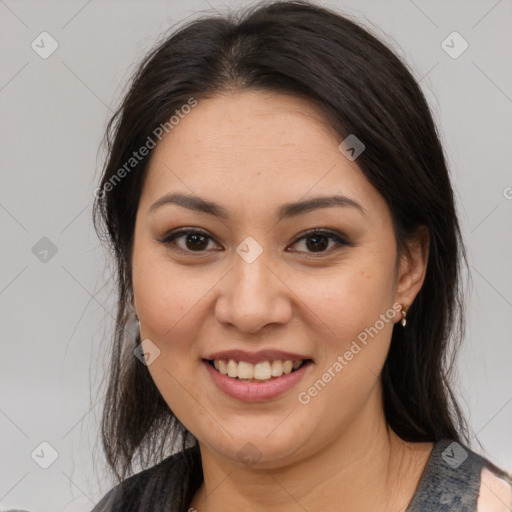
left=139, top=91, right=385, bottom=220
left=152, top=91, right=340, bottom=166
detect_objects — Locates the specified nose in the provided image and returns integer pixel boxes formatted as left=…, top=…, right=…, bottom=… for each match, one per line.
left=214, top=250, right=292, bottom=334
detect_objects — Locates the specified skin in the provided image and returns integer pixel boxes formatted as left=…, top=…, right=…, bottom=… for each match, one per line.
left=132, top=90, right=432, bottom=512
left=477, top=468, right=512, bottom=511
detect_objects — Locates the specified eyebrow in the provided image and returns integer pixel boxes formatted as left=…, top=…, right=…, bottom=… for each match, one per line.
left=148, top=192, right=365, bottom=220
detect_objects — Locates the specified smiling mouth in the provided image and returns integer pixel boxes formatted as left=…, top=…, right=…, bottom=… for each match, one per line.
left=203, top=358, right=314, bottom=382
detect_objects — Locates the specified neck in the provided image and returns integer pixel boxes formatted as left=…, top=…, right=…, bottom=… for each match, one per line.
left=190, top=384, right=432, bottom=512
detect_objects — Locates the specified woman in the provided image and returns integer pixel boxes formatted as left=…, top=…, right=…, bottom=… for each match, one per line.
left=91, top=1, right=512, bottom=511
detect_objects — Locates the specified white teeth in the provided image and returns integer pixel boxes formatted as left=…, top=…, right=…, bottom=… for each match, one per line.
left=292, top=360, right=302, bottom=370
left=227, top=359, right=238, bottom=378
left=282, top=360, right=293, bottom=374
left=238, top=361, right=254, bottom=379
left=271, top=360, right=283, bottom=377
left=218, top=360, right=228, bottom=375
left=253, top=361, right=271, bottom=379
left=211, top=358, right=306, bottom=380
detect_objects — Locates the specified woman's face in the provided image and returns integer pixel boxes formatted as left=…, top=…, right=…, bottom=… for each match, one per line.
left=132, top=90, right=425, bottom=467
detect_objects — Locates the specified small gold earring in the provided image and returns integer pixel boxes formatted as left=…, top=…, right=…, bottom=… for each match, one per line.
left=400, top=305, right=408, bottom=327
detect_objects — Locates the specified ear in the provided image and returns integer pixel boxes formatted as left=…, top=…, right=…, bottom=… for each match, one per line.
left=394, top=226, right=429, bottom=322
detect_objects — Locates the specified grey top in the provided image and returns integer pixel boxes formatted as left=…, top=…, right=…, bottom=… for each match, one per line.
left=91, top=438, right=512, bottom=512
left=406, top=438, right=503, bottom=511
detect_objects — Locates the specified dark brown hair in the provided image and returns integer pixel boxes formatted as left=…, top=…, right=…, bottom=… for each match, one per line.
left=92, top=0, right=472, bottom=509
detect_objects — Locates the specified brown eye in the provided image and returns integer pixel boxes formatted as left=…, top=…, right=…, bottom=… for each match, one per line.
left=288, top=229, right=350, bottom=256
left=160, top=228, right=351, bottom=257
left=161, top=229, right=217, bottom=253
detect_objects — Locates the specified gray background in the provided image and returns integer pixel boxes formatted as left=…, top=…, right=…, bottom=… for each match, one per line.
left=1, top=0, right=511, bottom=510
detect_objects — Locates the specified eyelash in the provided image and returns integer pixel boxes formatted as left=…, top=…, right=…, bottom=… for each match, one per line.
left=159, top=228, right=351, bottom=258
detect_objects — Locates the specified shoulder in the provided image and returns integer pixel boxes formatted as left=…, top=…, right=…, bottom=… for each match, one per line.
left=91, top=485, right=117, bottom=512
left=408, top=438, right=512, bottom=512
left=476, top=466, right=512, bottom=511
left=90, top=446, right=199, bottom=512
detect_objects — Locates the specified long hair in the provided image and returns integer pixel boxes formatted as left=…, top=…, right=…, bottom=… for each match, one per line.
left=92, top=1, right=470, bottom=509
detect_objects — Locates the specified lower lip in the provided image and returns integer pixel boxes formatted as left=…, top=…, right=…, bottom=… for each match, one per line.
left=202, top=359, right=313, bottom=402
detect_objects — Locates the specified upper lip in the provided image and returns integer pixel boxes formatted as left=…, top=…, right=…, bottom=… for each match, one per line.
left=204, top=349, right=313, bottom=365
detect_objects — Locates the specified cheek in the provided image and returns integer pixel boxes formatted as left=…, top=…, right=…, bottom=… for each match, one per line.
left=293, top=264, right=397, bottom=435
left=133, top=263, right=204, bottom=351
left=295, top=250, right=397, bottom=341
left=132, top=234, right=197, bottom=357
left=132, top=249, right=209, bottom=419
left=291, top=247, right=397, bottom=406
